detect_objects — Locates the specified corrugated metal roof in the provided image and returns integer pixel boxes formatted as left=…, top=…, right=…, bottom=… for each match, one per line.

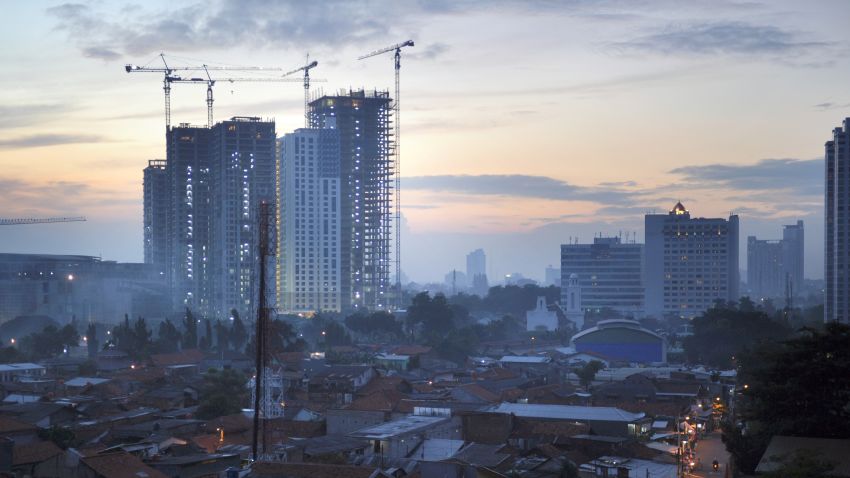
left=487, top=402, right=645, bottom=422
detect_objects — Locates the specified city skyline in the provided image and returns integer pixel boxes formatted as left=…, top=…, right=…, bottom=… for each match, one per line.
left=2, top=1, right=849, bottom=282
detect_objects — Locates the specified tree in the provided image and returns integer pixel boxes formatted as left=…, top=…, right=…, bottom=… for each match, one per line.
left=214, top=320, right=227, bottom=351
left=434, top=327, right=479, bottom=365
left=182, top=308, right=198, bottom=349
left=196, top=368, right=249, bottom=419
left=246, top=319, right=306, bottom=358
left=576, top=360, right=605, bottom=390
left=201, top=318, right=213, bottom=351
left=156, top=319, right=182, bottom=353
left=407, top=292, right=455, bottom=345
left=760, top=449, right=836, bottom=478
left=130, top=316, right=152, bottom=359
left=559, top=461, right=580, bottom=478
left=230, top=309, right=248, bottom=352
left=344, top=311, right=403, bottom=339
left=38, top=426, right=75, bottom=449
left=683, top=301, right=791, bottom=368
left=723, top=322, right=850, bottom=474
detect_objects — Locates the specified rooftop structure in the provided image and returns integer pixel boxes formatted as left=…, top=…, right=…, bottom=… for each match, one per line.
left=486, top=403, right=645, bottom=422
left=348, top=415, right=448, bottom=440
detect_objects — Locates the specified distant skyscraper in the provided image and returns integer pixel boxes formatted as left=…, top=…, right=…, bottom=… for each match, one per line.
left=644, top=202, right=739, bottom=318
left=560, top=237, right=643, bottom=316
left=545, top=265, right=561, bottom=287
left=143, top=159, right=168, bottom=277
left=165, top=124, right=212, bottom=315
left=309, top=90, right=393, bottom=310
left=277, top=126, right=342, bottom=313
left=747, top=221, right=804, bottom=300
left=747, top=236, right=783, bottom=299
left=208, top=117, right=276, bottom=319
left=825, top=119, right=849, bottom=323
left=466, top=248, right=488, bottom=296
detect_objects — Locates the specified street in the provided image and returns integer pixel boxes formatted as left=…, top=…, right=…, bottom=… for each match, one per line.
left=686, top=431, right=731, bottom=478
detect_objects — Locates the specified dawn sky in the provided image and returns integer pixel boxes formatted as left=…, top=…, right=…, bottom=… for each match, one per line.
left=1, top=0, right=848, bottom=283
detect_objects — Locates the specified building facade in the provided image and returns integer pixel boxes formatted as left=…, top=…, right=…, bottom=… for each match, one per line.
left=143, top=159, right=168, bottom=277
left=208, top=117, right=276, bottom=319
left=560, top=237, right=644, bottom=317
left=277, top=127, right=342, bottom=313
left=825, top=119, right=850, bottom=323
left=747, top=220, right=804, bottom=300
left=466, top=248, right=488, bottom=296
left=645, top=203, right=739, bottom=318
left=309, top=90, right=393, bottom=311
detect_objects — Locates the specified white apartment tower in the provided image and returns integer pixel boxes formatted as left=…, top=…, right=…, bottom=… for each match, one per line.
left=277, top=126, right=342, bottom=313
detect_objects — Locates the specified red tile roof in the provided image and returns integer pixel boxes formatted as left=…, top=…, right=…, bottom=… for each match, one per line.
left=348, top=389, right=408, bottom=412
left=12, top=441, right=62, bottom=466
left=81, top=452, right=168, bottom=478
left=0, top=416, right=37, bottom=434
left=251, top=462, right=378, bottom=478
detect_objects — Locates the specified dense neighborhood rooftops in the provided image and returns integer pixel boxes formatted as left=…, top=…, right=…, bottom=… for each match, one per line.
left=349, top=415, right=448, bottom=440
left=486, top=403, right=646, bottom=422
left=499, top=355, right=551, bottom=364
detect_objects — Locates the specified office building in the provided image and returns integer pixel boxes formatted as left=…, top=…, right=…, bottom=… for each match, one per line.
left=560, top=237, right=644, bottom=316
left=544, top=265, right=561, bottom=287
left=644, top=202, right=739, bottom=318
left=825, top=119, right=850, bottom=323
left=277, top=126, right=342, bottom=313
left=747, top=221, right=804, bottom=300
left=309, top=90, right=393, bottom=310
left=208, top=117, right=276, bottom=319
left=466, top=248, right=488, bottom=296
left=143, top=159, right=168, bottom=277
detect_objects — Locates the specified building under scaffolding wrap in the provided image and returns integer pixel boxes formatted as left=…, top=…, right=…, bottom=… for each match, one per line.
left=309, top=89, right=394, bottom=311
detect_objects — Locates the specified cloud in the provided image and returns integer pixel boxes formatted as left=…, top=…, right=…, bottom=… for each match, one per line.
left=0, top=134, right=107, bottom=149
left=669, top=158, right=822, bottom=197
left=408, top=43, right=450, bottom=61
left=0, top=177, right=135, bottom=219
left=814, top=101, right=850, bottom=111
left=610, top=21, right=828, bottom=59
left=0, top=104, right=77, bottom=130
left=82, top=47, right=121, bottom=61
left=403, top=174, right=636, bottom=205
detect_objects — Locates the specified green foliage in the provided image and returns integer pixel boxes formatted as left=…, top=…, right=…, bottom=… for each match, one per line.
left=196, top=368, right=249, bottom=420
left=0, top=346, right=23, bottom=363
left=78, top=359, right=97, bottom=376
left=470, top=315, right=524, bottom=342
left=559, top=461, right=580, bottom=478
left=724, top=322, right=850, bottom=474
left=182, top=308, right=198, bottom=349
left=683, top=300, right=792, bottom=368
left=477, top=285, right=560, bottom=318
left=246, top=319, right=306, bottom=358
left=155, top=318, right=182, bottom=353
left=229, top=309, right=248, bottom=352
left=576, top=360, right=605, bottom=390
left=110, top=316, right=152, bottom=360
left=760, top=449, right=836, bottom=478
left=434, top=327, right=479, bottom=365
left=345, top=311, right=403, bottom=340
left=38, top=426, right=75, bottom=449
left=18, top=322, right=80, bottom=360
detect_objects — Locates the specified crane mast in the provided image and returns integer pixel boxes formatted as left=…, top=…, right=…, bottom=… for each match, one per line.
left=283, top=58, right=319, bottom=127
left=358, top=40, right=414, bottom=309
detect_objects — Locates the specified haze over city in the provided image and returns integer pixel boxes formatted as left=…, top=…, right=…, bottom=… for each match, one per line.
left=3, top=0, right=848, bottom=282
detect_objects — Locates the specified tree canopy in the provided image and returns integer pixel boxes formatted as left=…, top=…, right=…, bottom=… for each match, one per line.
left=196, top=368, right=249, bottom=420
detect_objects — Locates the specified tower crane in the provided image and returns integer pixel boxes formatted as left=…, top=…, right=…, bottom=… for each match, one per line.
left=358, top=40, right=415, bottom=309
left=125, top=53, right=288, bottom=129
left=282, top=57, right=319, bottom=127
left=0, top=217, right=86, bottom=226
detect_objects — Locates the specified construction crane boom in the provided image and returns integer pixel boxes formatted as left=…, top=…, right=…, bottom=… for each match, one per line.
left=0, top=217, right=86, bottom=226
left=283, top=58, right=319, bottom=127
left=358, top=40, right=415, bottom=310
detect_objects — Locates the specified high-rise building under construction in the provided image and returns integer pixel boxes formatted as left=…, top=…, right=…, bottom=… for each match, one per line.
left=308, top=90, right=394, bottom=310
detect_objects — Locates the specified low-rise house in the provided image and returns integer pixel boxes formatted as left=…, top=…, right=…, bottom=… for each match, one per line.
left=145, top=453, right=241, bottom=477
left=73, top=450, right=168, bottom=478
left=0, top=364, right=46, bottom=383
left=348, top=415, right=457, bottom=460
left=584, top=456, right=677, bottom=478
left=0, top=402, right=79, bottom=428
left=374, top=354, right=410, bottom=371
left=0, top=416, right=39, bottom=444
left=11, top=440, right=63, bottom=477
left=308, top=365, right=377, bottom=406
left=484, top=403, right=651, bottom=438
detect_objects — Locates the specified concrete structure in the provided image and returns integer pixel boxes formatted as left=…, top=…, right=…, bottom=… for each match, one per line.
left=348, top=415, right=454, bottom=460
left=826, top=119, right=850, bottom=323
left=570, top=319, right=666, bottom=363
left=143, top=159, right=168, bottom=277
left=309, top=90, right=394, bottom=311
left=747, top=221, right=804, bottom=300
left=0, top=254, right=167, bottom=323
left=277, top=126, right=342, bottom=313
left=563, top=273, right=584, bottom=330
left=485, top=403, right=649, bottom=438
left=560, top=237, right=643, bottom=316
left=544, top=265, right=561, bottom=287
left=466, top=249, right=488, bottom=296
left=526, top=297, right=558, bottom=332
left=645, top=203, right=739, bottom=318
left=208, top=117, right=276, bottom=319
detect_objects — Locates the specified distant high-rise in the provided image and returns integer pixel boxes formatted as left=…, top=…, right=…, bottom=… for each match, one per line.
left=208, top=117, right=276, bottom=319
left=560, top=237, right=643, bottom=316
left=309, top=90, right=393, bottom=310
left=151, top=117, right=275, bottom=320
left=747, top=221, right=804, bottom=300
left=277, top=126, right=342, bottom=313
left=466, top=248, right=488, bottom=296
left=143, top=159, right=168, bottom=277
left=544, top=265, right=561, bottom=287
left=825, top=119, right=849, bottom=323
left=165, top=124, right=212, bottom=315
left=645, top=202, right=739, bottom=318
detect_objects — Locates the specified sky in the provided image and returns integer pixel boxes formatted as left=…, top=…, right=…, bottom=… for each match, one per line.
left=1, top=0, right=848, bottom=283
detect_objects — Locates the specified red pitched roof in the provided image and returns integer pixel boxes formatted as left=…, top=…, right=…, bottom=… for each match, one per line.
left=348, top=389, right=408, bottom=412
left=251, top=462, right=377, bottom=478
left=81, top=452, right=168, bottom=478
left=392, top=345, right=432, bottom=356
left=0, top=416, right=37, bottom=434
left=457, top=383, right=500, bottom=403
left=12, top=441, right=62, bottom=466
left=150, top=349, right=204, bottom=367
